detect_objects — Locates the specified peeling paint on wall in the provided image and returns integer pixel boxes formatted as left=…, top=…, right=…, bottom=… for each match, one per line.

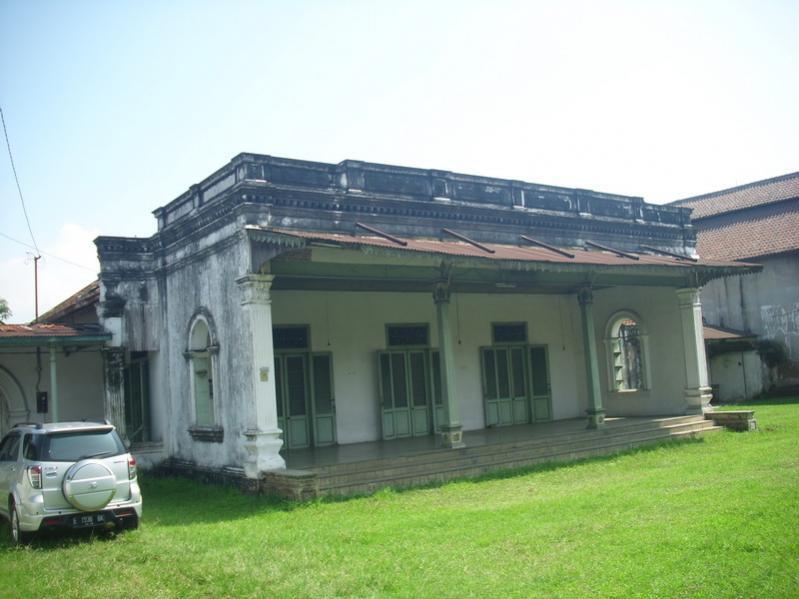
left=761, top=301, right=799, bottom=359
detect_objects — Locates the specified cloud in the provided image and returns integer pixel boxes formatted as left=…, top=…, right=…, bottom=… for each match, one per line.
left=0, top=223, right=99, bottom=323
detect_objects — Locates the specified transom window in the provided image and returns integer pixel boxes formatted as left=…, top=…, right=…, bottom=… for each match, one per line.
left=273, top=326, right=310, bottom=351
left=386, top=324, right=429, bottom=348
left=492, top=323, right=528, bottom=344
left=606, top=312, right=647, bottom=392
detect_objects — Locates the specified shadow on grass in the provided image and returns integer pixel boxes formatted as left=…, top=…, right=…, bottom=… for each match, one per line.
left=715, top=395, right=799, bottom=408
left=0, top=522, right=129, bottom=551
left=1, top=433, right=714, bottom=548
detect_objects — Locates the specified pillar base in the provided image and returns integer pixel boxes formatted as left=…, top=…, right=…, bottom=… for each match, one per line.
left=438, top=425, right=465, bottom=449
left=243, top=428, right=285, bottom=478
left=586, top=409, right=606, bottom=429
left=684, top=386, right=713, bottom=415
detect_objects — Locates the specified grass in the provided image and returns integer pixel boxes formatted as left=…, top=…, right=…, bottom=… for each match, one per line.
left=2, top=398, right=798, bottom=598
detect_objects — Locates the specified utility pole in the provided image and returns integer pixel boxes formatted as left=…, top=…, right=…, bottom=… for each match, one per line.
left=34, top=254, right=41, bottom=322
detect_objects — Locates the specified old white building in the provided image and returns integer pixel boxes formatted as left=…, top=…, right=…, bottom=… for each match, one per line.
left=673, top=171, right=799, bottom=399
left=90, top=154, right=754, bottom=496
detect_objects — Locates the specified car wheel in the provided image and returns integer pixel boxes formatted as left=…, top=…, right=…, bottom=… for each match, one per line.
left=125, top=515, right=139, bottom=530
left=9, top=503, right=31, bottom=547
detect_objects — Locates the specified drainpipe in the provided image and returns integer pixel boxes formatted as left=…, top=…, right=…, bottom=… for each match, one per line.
left=49, top=344, right=59, bottom=422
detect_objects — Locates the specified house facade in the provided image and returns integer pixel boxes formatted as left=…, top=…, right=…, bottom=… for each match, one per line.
left=673, top=171, right=799, bottom=395
left=94, top=154, right=752, bottom=484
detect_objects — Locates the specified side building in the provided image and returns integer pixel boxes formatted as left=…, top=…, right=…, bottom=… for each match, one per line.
left=93, top=154, right=754, bottom=492
left=673, top=171, right=799, bottom=397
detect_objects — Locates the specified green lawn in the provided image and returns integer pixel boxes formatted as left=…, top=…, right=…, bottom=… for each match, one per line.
left=2, top=399, right=798, bottom=598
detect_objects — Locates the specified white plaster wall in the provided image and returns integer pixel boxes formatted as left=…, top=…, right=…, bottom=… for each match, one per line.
left=709, top=351, right=764, bottom=402
left=0, top=349, right=105, bottom=427
left=702, top=254, right=799, bottom=362
left=153, top=237, right=255, bottom=469
left=272, top=291, right=588, bottom=445
left=593, top=286, right=689, bottom=416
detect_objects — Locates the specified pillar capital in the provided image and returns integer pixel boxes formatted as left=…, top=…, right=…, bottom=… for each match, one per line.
left=676, top=287, right=701, bottom=307
left=577, top=285, right=594, bottom=306
left=433, top=280, right=451, bottom=304
left=237, top=274, right=275, bottom=306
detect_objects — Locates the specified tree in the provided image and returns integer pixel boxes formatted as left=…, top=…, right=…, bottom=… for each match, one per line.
left=0, top=298, right=11, bottom=323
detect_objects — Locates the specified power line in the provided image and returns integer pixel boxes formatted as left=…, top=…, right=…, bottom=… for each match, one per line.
left=0, top=103, right=40, bottom=256
left=0, top=230, right=96, bottom=272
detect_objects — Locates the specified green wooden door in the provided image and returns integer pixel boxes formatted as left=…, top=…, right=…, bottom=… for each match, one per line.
left=378, top=350, right=433, bottom=439
left=275, top=354, right=311, bottom=449
left=482, top=346, right=529, bottom=427
left=529, top=345, right=552, bottom=421
left=310, top=353, right=336, bottom=446
left=430, top=351, right=445, bottom=431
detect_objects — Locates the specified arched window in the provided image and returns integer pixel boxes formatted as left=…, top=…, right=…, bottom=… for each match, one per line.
left=606, top=312, right=648, bottom=392
left=188, top=316, right=216, bottom=426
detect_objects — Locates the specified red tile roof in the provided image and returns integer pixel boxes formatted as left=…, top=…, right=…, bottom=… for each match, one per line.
left=258, top=227, right=750, bottom=270
left=695, top=202, right=799, bottom=261
left=673, top=171, right=799, bottom=219
left=37, top=279, right=100, bottom=323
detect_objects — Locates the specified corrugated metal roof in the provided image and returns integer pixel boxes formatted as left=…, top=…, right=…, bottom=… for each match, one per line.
left=263, top=227, right=748, bottom=269
left=0, top=323, right=107, bottom=339
left=703, top=324, right=755, bottom=341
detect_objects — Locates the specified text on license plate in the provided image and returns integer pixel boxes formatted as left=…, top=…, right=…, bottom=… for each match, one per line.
left=72, top=514, right=106, bottom=528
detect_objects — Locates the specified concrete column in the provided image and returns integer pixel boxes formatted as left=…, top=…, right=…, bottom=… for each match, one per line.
left=433, top=280, right=465, bottom=449
left=578, top=287, right=605, bottom=429
left=103, top=347, right=126, bottom=437
left=676, top=288, right=712, bottom=414
left=49, top=345, right=59, bottom=422
left=237, top=274, right=286, bottom=477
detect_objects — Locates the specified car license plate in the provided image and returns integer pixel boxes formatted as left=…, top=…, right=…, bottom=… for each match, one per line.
left=71, top=513, right=106, bottom=528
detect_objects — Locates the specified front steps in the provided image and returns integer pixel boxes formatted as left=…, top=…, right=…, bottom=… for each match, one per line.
left=269, top=415, right=721, bottom=499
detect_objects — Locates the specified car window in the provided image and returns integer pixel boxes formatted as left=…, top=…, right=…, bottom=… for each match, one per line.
left=40, top=430, right=126, bottom=462
left=23, top=434, right=38, bottom=460
left=0, top=434, right=21, bottom=462
left=0, top=436, right=8, bottom=460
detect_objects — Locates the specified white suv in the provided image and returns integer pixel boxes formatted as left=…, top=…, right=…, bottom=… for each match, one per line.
left=0, top=421, right=142, bottom=545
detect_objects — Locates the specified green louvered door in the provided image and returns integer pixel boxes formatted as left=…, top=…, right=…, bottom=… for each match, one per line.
left=529, top=345, right=552, bottom=421
left=276, top=352, right=338, bottom=449
left=378, top=350, right=433, bottom=440
left=310, top=353, right=337, bottom=446
left=275, top=354, right=311, bottom=449
left=482, top=346, right=529, bottom=427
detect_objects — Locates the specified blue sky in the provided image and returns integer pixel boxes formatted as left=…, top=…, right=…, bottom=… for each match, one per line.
left=1, top=0, right=798, bottom=322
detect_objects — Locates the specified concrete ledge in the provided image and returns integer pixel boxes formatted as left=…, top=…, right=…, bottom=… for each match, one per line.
left=151, top=458, right=320, bottom=499
left=705, top=410, right=757, bottom=431
left=262, top=469, right=319, bottom=501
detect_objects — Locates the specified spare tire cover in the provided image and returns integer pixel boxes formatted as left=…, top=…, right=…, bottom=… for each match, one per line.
left=62, top=460, right=117, bottom=512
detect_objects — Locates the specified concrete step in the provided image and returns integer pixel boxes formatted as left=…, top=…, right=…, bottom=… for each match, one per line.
left=319, top=425, right=723, bottom=496
left=317, top=421, right=721, bottom=493
left=311, top=415, right=707, bottom=478
left=315, top=418, right=714, bottom=485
